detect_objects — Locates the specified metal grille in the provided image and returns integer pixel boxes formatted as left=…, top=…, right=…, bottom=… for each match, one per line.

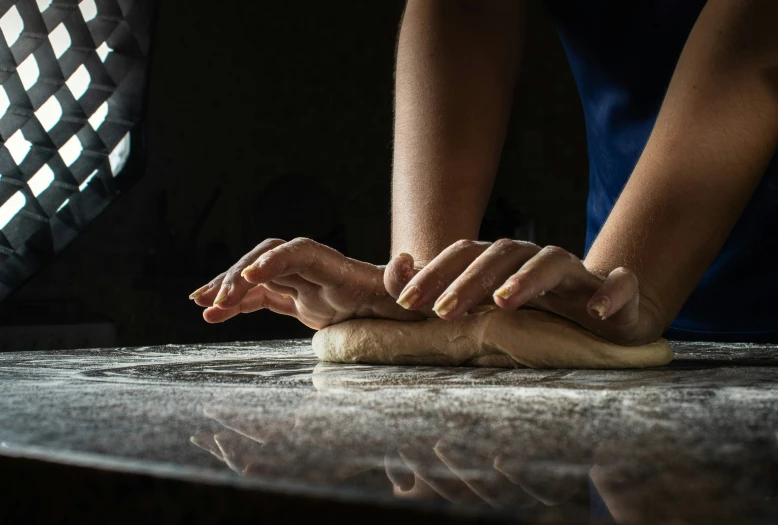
left=0, top=0, right=153, bottom=301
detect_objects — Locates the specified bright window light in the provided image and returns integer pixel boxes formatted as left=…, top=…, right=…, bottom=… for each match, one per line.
left=17, top=54, right=40, bottom=91
left=66, top=64, right=90, bottom=100
left=49, top=23, right=71, bottom=59
left=88, top=100, right=108, bottom=130
left=56, top=198, right=69, bottom=212
left=35, top=96, right=63, bottom=132
left=59, top=135, right=82, bottom=166
left=6, top=129, right=32, bottom=165
left=27, top=164, right=55, bottom=197
left=0, top=190, right=25, bottom=230
left=0, top=6, right=23, bottom=48
left=37, top=0, right=53, bottom=12
left=78, top=0, right=97, bottom=22
left=79, top=169, right=98, bottom=191
left=96, top=41, right=113, bottom=62
left=109, top=132, right=130, bottom=175
left=0, top=86, right=9, bottom=119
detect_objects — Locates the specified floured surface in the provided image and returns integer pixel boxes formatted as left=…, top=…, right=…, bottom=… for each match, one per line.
left=0, top=341, right=776, bottom=524
left=314, top=309, right=673, bottom=369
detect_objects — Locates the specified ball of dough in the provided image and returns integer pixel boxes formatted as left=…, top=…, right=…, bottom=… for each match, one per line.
left=312, top=309, right=672, bottom=369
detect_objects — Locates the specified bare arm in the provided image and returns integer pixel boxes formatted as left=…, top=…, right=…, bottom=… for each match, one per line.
left=391, top=0, right=525, bottom=264
left=585, top=0, right=778, bottom=332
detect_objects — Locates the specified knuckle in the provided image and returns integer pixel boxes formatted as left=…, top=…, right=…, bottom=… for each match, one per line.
left=452, top=239, right=475, bottom=250
left=492, top=238, right=516, bottom=251
left=541, top=245, right=568, bottom=258
left=514, top=239, right=538, bottom=248
left=614, top=266, right=639, bottom=284
left=611, top=266, right=630, bottom=277
left=451, top=239, right=490, bottom=255
left=292, top=237, right=314, bottom=246
left=515, top=240, right=540, bottom=253
left=240, top=251, right=259, bottom=265
left=223, top=270, right=240, bottom=285
left=260, top=238, right=285, bottom=248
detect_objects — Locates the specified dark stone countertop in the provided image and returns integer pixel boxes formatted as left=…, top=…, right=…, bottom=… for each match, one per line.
left=0, top=340, right=777, bottom=524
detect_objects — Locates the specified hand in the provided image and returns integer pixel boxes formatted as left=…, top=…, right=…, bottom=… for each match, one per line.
left=189, top=238, right=424, bottom=330
left=384, top=240, right=665, bottom=345
left=388, top=437, right=582, bottom=508
left=191, top=404, right=379, bottom=483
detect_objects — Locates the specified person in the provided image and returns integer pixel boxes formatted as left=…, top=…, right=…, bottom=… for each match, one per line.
left=190, top=0, right=778, bottom=345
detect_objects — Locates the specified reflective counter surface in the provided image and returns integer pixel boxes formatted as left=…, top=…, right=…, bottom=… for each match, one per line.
left=1, top=340, right=777, bottom=523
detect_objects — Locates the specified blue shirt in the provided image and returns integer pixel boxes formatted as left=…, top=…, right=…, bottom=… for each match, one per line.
left=545, top=0, right=778, bottom=342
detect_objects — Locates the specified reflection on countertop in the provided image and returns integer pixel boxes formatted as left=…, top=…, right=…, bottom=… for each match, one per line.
left=1, top=339, right=777, bottom=524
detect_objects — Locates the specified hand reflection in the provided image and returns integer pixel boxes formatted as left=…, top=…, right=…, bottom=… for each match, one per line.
left=384, top=439, right=583, bottom=508
left=191, top=413, right=588, bottom=510
left=189, top=363, right=595, bottom=512
left=189, top=363, right=778, bottom=523
left=191, top=402, right=381, bottom=483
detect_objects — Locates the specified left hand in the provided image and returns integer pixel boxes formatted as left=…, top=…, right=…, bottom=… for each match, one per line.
left=189, top=238, right=424, bottom=330
left=385, top=239, right=665, bottom=346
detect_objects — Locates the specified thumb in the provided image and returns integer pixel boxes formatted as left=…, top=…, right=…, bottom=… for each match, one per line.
left=383, top=253, right=420, bottom=299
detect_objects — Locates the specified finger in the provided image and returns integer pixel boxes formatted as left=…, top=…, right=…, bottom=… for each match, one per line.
left=203, top=286, right=297, bottom=323
left=260, top=274, right=320, bottom=299
left=397, top=444, right=481, bottom=504
left=588, top=464, right=635, bottom=523
left=210, top=239, right=287, bottom=309
left=191, top=272, right=226, bottom=307
left=494, top=454, right=583, bottom=507
left=213, top=429, right=266, bottom=475
left=493, top=246, right=601, bottom=310
left=430, top=239, right=540, bottom=319
left=203, top=304, right=240, bottom=324
left=435, top=440, right=538, bottom=508
left=243, top=237, right=365, bottom=288
left=190, top=429, right=225, bottom=461
left=396, top=240, right=491, bottom=311
left=385, top=449, right=416, bottom=491
left=384, top=253, right=420, bottom=299
left=587, top=267, right=639, bottom=322
left=263, top=280, right=299, bottom=298
left=393, top=475, right=443, bottom=499
left=204, top=407, right=296, bottom=445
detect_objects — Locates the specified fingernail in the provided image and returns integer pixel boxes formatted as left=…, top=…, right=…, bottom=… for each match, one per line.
left=433, top=291, right=458, bottom=316
left=396, top=285, right=421, bottom=309
left=188, top=286, right=207, bottom=300
left=493, top=283, right=516, bottom=300
left=240, top=265, right=255, bottom=279
left=213, top=287, right=229, bottom=306
left=590, top=297, right=610, bottom=319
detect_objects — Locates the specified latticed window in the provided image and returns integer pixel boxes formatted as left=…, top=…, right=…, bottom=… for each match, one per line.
left=0, top=0, right=153, bottom=301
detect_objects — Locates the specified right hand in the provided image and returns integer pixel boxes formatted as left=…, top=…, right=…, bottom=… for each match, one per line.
left=189, top=238, right=425, bottom=330
left=383, top=240, right=663, bottom=346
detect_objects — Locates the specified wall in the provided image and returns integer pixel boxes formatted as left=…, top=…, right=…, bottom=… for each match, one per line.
left=1, top=1, right=587, bottom=348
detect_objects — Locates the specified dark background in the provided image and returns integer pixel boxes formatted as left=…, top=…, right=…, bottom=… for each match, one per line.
left=0, top=1, right=587, bottom=350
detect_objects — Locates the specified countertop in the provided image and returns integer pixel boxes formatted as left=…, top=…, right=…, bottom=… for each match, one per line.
left=0, top=340, right=776, bottom=524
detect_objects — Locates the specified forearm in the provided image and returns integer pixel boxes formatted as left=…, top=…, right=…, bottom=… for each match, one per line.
left=391, top=0, right=524, bottom=263
left=585, top=0, right=778, bottom=330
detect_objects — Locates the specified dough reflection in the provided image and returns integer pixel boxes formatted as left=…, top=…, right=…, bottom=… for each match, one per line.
left=190, top=362, right=778, bottom=523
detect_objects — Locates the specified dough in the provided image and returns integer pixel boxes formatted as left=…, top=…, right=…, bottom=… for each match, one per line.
left=312, top=308, right=672, bottom=369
